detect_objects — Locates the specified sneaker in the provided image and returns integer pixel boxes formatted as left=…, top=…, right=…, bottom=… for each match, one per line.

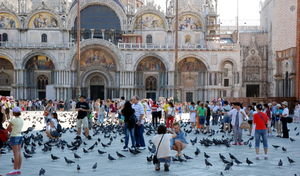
left=122, top=146, right=128, bottom=151
left=155, top=164, right=160, bottom=171
left=164, top=163, right=169, bottom=172
left=6, top=170, right=21, bottom=175
left=139, top=147, right=146, bottom=150
left=256, top=155, right=260, bottom=160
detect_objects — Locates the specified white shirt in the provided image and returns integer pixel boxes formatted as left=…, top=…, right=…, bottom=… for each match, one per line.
left=282, top=108, right=289, bottom=117
left=229, top=108, right=247, bottom=127
left=153, top=134, right=173, bottom=158
left=132, top=102, right=145, bottom=124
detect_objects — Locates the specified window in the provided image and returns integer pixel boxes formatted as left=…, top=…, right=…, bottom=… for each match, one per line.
left=2, top=33, right=8, bottom=42
left=224, top=79, right=229, bottom=87
left=41, top=34, right=47, bottom=43
left=0, top=72, right=10, bottom=85
left=37, top=75, right=48, bottom=89
left=146, top=34, right=152, bottom=44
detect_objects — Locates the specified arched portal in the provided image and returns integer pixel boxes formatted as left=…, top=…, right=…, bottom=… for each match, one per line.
left=177, top=57, right=208, bottom=102
left=136, top=56, right=166, bottom=100
left=0, top=57, right=14, bottom=96
left=89, top=74, right=105, bottom=100
left=24, top=55, right=55, bottom=99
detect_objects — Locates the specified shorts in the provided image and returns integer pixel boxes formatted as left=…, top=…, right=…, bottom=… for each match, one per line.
left=77, top=117, right=88, bottom=129
left=199, top=116, right=206, bottom=125
left=9, top=136, right=23, bottom=146
left=190, top=113, right=196, bottom=123
left=223, top=116, right=231, bottom=123
left=50, top=130, right=60, bottom=137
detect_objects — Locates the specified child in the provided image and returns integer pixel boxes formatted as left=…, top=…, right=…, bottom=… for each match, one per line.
left=152, top=125, right=176, bottom=172
left=6, top=107, right=24, bottom=175
left=46, top=112, right=61, bottom=140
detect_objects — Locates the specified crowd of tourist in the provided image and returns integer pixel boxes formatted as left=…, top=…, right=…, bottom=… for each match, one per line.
left=0, top=94, right=300, bottom=174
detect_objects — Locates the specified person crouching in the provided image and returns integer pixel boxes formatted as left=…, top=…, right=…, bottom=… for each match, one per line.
left=46, top=112, right=61, bottom=140
left=152, top=125, right=176, bottom=172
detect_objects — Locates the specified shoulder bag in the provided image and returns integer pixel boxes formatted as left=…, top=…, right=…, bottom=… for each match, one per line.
left=153, top=134, right=164, bottom=165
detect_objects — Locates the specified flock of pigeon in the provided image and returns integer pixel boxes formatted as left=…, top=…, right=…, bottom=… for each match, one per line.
left=0, top=111, right=299, bottom=175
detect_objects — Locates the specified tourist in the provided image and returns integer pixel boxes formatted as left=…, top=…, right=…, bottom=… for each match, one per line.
left=177, top=103, right=183, bottom=121
left=166, top=102, right=175, bottom=129
left=98, top=100, right=106, bottom=124
left=151, top=101, right=159, bottom=127
left=253, top=104, right=269, bottom=160
left=6, top=107, right=24, bottom=175
left=189, top=102, right=196, bottom=129
left=162, top=99, right=169, bottom=124
left=246, top=105, right=254, bottom=136
left=122, top=101, right=136, bottom=150
left=294, top=101, right=300, bottom=123
left=205, top=103, right=211, bottom=132
left=263, top=103, right=272, bottom=136
left=229, top=102, right=247, bottom=145
left=152, top=125, right=176, bottom=172
left=157, top=101, right=162, bottom=125
left=45, top=112, right=61, bottom=140
left=75, top=96, right=91, bottom=140
left=0, top=106, right=7, bottom=149
left=131, top=96, right=146, bottom=150
left=275, top=104, right=283, bottom=137
left=222, top=101, right=232, bottom=133
left=281, top=101, right=289, bottom=138
left=271, top=101, right=278, bottom=128
left=196, top=102, right=207, bottom=132
left=212, top=102, right=221, bottom=125
left=117, top=96, right=126, bottom=124
left=44, top=100, right=54, bottom=124
left=171, top=122, right=188, bottom=158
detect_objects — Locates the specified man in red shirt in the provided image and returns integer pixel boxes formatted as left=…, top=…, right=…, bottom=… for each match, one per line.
left=253, top=104, right=269, bottom=160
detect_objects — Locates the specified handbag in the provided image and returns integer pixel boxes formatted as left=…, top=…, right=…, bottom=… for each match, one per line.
left=286, top=116, right=293, bottom=123
left=153, top=134, right=164, bottom=165
left=240, top=111, right=250, bottom=129
left=0, top=129, right=9, bottom=142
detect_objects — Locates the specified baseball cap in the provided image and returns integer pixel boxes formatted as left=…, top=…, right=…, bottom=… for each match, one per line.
left=12, top=107, right=21, bottom=113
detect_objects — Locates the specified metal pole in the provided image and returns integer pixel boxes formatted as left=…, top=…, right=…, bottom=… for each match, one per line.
left=174, top=0, right=178, bottom=101
left=236, top=0, right=239, bottom=43
left=296, top=0, right=300, bottom=99
left=76, top=0, right=81, bottom=97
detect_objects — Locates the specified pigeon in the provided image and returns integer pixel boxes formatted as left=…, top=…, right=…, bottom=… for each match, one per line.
left=108, top=154, right=116, bottom=160
left=64, top=157, right=75, bottom=164
left=272, top=145, right=280, bottom=149
left=220, top=171, right=224, bottom=176
left=224, top=163, right=232, bottom=171
left=116, top=151, right=126, bottom=158
left=74, top=153, right=81, bottom=159
left=23, top=152, right=32, bottom=159
left=101, top=143, right=108, bottom=148
left=147, top=155, right=153, bottom=162
left=39, top=168, right=46, bottom=176
left=88, top=144, right=95, bottom=151
left=98, top=149, right=107, bottom=154
left=296, top=132, right=299, bottom=136
left=246, top=158, right=253, bottom=166
left=92, top=162, right=97, bottom=170
left=278, top=159, right=283, bottom=167
left=204, top=152, right=210, bottom=158
left=195, top=147, right=200, bottom=156
left=290, top=138, right=295, bottom=142
left=51, top=154, right=60, bottom=161
left=83, top=148, right=89, bottom=153
left=229, top=153, right=237, bottom=160
left=183, top=154, right=193, bottom=160
left=287, top=157, right=295, bottom=164
left=282, top=147, right=287, bottom=152
left=219, top=153, right=226, bottom=160
left=234, top=158, right=243, bottom=165
left=205, top=159, right=213, bottom=167
left=77, top=164, right=80, bottom=172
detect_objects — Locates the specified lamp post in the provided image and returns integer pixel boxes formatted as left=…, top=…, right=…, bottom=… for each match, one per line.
left=174, top=0, right=179, bottom=102
left=76, top=0, right=81, bottom=97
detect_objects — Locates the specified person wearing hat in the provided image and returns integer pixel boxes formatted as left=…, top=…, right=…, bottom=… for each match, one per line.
left=6, top=107, right=24, bottom=175
left=280, top=101, right=289, bottom=138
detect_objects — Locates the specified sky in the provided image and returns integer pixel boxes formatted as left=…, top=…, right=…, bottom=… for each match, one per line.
left=154, top=0, right=262, bottom=26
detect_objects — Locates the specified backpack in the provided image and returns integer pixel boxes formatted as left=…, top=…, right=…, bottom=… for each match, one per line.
left=0, top=129, right=9, bottom=143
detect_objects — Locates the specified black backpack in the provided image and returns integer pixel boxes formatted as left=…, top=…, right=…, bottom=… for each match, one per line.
left=56, top=123, right=62, bottom=133
left=128, top=114, right=137, bottom=128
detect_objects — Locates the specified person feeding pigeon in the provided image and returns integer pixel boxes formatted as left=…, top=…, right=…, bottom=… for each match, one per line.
left=6, top=107, right=24, bottom=175
left=253, top=104, right=269, bottom=160
left=45, top=112, right=61, bottom=140
left=170, top=122, right=188, bottom=158
left=75, top=96, right=92, bottom=140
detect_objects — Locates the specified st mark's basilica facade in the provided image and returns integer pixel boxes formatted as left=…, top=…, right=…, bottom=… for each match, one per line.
left=0, top=0, right=294, bottom=102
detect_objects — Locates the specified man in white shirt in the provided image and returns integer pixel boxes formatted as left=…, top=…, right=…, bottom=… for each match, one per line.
left=229, top=102, right=247, bottom=145
left=131, top=96, right=146, bottom=150
left=281, top=101, right=289, bottom=138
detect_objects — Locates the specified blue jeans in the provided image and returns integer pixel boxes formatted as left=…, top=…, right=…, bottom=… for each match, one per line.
left=233, top=125, right=242, bottom=143
left=98, top=114, right=104, bottom=123
left=134, top=124, right=145, bottom=147
left=255, top=129, right=268, bottom=149
left=124, top=124, right=135, bottom=148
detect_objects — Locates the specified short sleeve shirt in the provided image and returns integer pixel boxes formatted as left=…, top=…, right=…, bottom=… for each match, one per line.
left=153, top=134, right=173, bottom=158
left=76, top=102, right=89, bottom=119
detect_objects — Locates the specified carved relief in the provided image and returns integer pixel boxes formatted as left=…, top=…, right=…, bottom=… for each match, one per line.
left=28, top=12, right=58, bottom=28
